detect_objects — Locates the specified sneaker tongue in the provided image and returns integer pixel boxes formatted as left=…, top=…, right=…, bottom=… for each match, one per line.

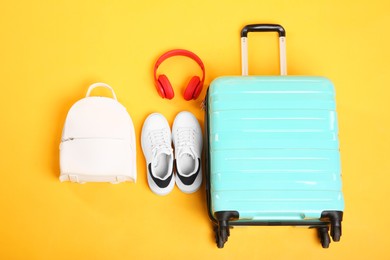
left=155, top=148, right=172, bottom=160
left=153, top=148, right=172, bottom=167
left=178, top=147, right=195, bottom=159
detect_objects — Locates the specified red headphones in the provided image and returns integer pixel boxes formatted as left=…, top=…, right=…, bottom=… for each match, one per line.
left=153, top=49, right=205, bottom=100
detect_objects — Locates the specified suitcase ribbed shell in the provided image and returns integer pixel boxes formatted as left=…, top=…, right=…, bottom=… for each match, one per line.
left=208, top=76, right=344, bottom=220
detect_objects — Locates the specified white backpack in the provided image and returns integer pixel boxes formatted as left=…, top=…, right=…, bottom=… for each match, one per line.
left=59, top=83, right=137, bottom=183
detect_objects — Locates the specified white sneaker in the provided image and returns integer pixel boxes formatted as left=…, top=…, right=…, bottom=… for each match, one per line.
left=172, top=111, right=203, bottom=193
left=141, top=113, right=175, bottom=196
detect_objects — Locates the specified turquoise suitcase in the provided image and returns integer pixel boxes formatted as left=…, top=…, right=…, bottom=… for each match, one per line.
left=204, top=24, right=344, bottom=248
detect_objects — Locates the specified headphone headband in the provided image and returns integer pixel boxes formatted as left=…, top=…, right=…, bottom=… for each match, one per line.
left=154, top=49, right=205, bottom=87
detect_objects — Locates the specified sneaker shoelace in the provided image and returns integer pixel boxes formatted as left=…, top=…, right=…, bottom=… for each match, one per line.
left=149, top=129, right=172, bottom=168
left=176, top=128, right=198, bottom=160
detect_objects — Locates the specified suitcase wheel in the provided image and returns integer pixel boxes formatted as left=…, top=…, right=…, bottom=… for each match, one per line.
left=331, top=226, right=341, bottom=242
left=214, top=224, right=229, bottom=248
left=213, top=211, right=239, bottom=248
left=318, top=226, right=330, bottom=248
left=321, top=211, right=343, bottom=242
left=217, top=233, right=225, bottom=248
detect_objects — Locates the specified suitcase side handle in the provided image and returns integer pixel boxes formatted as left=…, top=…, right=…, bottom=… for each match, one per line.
left=241, top=24, right=287, bottom=76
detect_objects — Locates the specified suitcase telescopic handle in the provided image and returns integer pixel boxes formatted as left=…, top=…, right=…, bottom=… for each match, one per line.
left=241, top=24, right=287, bottom=76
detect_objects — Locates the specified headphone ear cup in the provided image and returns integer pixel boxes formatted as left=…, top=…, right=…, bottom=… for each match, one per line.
left=184, top=76, right=200, bottom=101
left=158, top=75, right=174, bottom=99
left=156, top=76, right=166, bottom=98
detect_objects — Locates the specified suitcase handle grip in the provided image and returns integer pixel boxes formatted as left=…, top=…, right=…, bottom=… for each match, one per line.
left=241, top=24, right=286, bottom=37
left=241, top=24, right=287, bottom=76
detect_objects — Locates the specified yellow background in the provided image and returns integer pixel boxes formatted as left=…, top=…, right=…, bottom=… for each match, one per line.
left=0, top=0, right=389, bottom=259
